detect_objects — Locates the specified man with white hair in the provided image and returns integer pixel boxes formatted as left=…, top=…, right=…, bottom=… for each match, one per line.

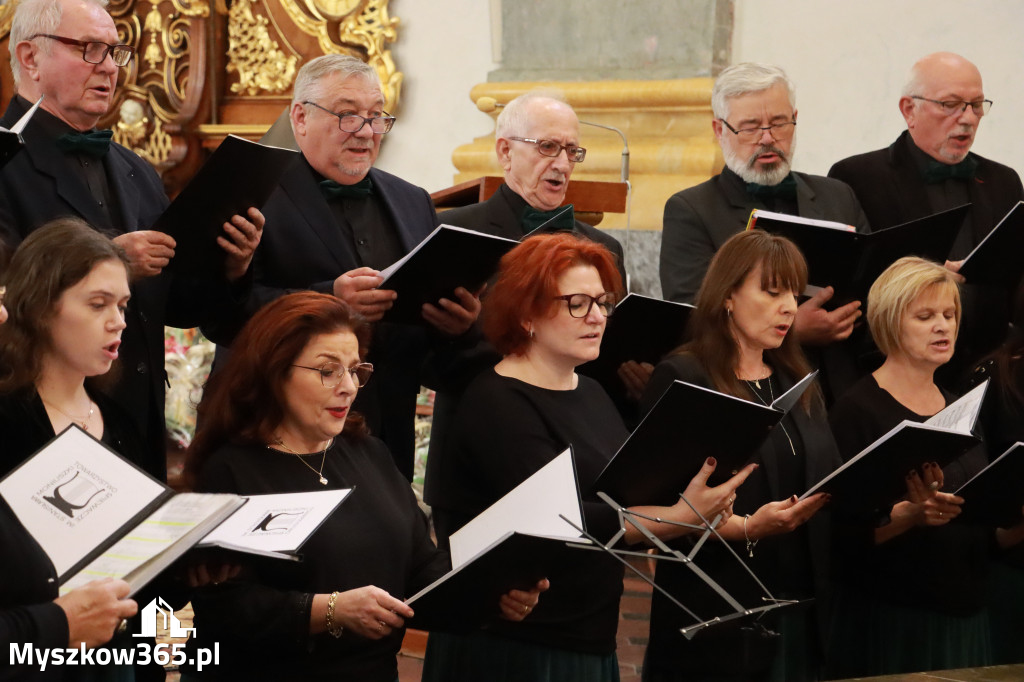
left=242, top=54, right=479, bottom=479
left=829, top=52, right=1024, bottom=378
left=660, top=63, right=868, bottom=333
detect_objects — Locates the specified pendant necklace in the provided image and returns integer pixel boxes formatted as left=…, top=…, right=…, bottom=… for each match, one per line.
left=270, top=437, right=334, bottom=485
left=41, top=397, right=95, bottom=431
left=744, top=376, right=797, bottom=457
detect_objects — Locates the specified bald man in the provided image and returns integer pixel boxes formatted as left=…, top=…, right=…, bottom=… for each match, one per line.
left=830, top=52, right=1024, bottom=381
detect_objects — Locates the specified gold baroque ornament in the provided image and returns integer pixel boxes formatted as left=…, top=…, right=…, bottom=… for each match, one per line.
left=279, top=0, right=402, bottom=111
left=227, top=0, right=298, bottom=95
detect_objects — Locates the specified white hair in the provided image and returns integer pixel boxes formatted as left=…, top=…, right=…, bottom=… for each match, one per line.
left=495, top=90, right=570, bottom=140
left=291, top=54, right=381, bottom=108
left=711, top=62, right=796, bottom=120
left=10, top=0, right=109, bottom=87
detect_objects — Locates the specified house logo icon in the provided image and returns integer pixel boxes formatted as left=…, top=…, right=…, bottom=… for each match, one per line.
left=133, top=597, right=196, bottom=639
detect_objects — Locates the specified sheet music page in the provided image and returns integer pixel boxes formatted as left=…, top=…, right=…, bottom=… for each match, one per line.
left=199, top=488, right=351, bottom=554
left=449, top=448, right=583, bottom=569
left=0, top=427, right=166, bottom=577
left=924, top=380, right=988, bottom=433
left=58, top=492, right=240, bottom=594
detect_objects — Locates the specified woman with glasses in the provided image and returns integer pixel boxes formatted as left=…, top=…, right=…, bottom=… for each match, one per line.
left=639, top=230, right=840, bottom=682
left=423, top=233, right=753, bottom=682
left=182, top=292, right=541, bottom=681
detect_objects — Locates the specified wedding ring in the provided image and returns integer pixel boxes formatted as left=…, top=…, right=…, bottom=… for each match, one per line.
left=928, top=481, right=940, bottom=491
left=522, top=604, right=528, bottom=614
left=938, top=511, right=943, bottom=518
left=377, top=620, right=384, bottom=634
left=117, top=619, right=128, bottom=634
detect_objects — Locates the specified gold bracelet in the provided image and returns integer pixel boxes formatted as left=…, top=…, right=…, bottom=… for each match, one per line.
left=325, top=591, right=343, bottom=638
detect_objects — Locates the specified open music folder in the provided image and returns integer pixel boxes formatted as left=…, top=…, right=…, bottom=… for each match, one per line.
left=801, top=380, right=988, bottom=513
left=749, top=204, right=968, bottom=305
left=0, top=96, right=42, bottom=168
left=592, top=372, right=817, bottom=506
left=0, top=426, right=348, bottom=595
left=957, top=201, right=1024, bottom=289
left=378, top=224, right=518, bottom=326
left=407, top=448, right=590, bottom=631
left=955, top=442, right=1024, bottom=526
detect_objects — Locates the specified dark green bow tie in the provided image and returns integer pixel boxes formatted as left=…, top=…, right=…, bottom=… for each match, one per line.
left=319, top=176, right=374, bottom=200
left=56, top=129, right=113, bottom=158
left=746, top=173, right=798, bottom=200
left=923, top=156, right=978, bottom=184
left=521, top=204, right=576, bottom=235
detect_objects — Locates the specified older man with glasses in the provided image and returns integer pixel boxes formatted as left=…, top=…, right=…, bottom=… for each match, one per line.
left=0, top=0, right=264, bottom=484
left=235, top=53, right=480, bottom=481
left=659, top=62, right=870, bottom=403
left=829, top=52, right=1024, bottom=383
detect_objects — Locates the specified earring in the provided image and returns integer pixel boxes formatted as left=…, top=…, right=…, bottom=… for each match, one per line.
left=726, top=308, right=732, bottom=318
left=529, top=327, right=535, bottom=338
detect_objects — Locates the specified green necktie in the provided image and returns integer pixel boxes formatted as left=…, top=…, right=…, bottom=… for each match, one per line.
left=521, top=204, right=576, bottom=235
left=56, top=129, right=113, bottom=158
left=319, top=175, right=374, bottom=200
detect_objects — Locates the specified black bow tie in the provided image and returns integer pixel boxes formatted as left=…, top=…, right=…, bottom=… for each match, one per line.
left=320, top=176, right=374, bottom=200
left=521, top=204, right=576, bottom=235
left=923, top=157, right=978, bottom=183
left=745, top=173, right=798, bottom=200
left=56, top=129, right=113, bottom=158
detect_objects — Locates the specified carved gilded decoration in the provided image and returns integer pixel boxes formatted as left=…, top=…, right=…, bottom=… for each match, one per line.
left=226, top=0, right=298, bottom=96
left=276, top=0, right=402, bottom=110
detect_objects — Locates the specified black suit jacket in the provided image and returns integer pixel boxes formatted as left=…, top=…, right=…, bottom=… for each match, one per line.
left=0, top=97, right=229, bottom=480
left=829, top=131, right=1024, bottom=382
left=234, top=159, right=440, bottom=478
left=660, top=170, right=870, bottom=304
left=640, top=353, right=841, bottom=677
left=422, top=185, right=625, bottom=521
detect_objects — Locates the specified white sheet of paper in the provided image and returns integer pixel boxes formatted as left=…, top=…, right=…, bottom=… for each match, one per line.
left=58, top=492, right=240, bottom=594
left=750, top=209, right=856, bottom=231
left=199, top=488, right=352, bottom=554
left=924, top=380, right=988, bottom=433
left=0, top=427, right=166, bottom=577
left=449, top=448, right=583, bottom=569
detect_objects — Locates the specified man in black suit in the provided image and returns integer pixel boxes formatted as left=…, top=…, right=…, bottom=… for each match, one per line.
left=244, top=54, right=479, bottom=480
left=424, top=93, right=626, bottom=543
left=0, top=0, right=263, bottom=479
left=829, top=52, right=1024, bottom=378
left=659, top=63, right=871, bottom=401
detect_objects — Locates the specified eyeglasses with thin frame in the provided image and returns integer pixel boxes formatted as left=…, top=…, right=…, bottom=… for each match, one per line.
left=910, top=96, right=992, bottom=117
left=293, top=362, right=374, bottom=388
left=718, top=118, right=797, bottom=142
left=507, top=137, right=587, bottom=163
left=30, top=34, right=135, bottom=67
left=303, top=101, right=395, bottom=134
left=554, top=293, right=617, bottom=318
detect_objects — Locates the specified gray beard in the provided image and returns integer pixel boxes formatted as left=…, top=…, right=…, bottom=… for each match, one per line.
left=723, top=139, right=796, bottom=186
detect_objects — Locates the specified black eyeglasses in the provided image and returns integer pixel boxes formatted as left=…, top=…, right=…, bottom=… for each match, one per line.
left=718, top=118, right=796, bottom=142
left=507, top=137, right=586, bottom=163
left=554, top=293, right=617, bottom=318
left=910, top=96, right=992, bottom=117
left=303, top=101, right=395, bottom=134
left=293, top=362, right=374, bottom=388
left=31, top=34, right=135, bottom=67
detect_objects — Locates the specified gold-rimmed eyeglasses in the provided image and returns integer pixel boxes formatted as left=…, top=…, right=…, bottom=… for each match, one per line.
left=293, top=362, right=374, bottom=388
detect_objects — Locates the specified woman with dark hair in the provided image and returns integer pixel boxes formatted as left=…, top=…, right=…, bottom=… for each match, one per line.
left=183, top=291, right=540, bottom=681
left=639, top=229, right=839, bottom=682
left=424, top=233, right=753, bottom=682
left=0, top=218, right=140, bottom=679
left=826, top=256, right=993, bottom=676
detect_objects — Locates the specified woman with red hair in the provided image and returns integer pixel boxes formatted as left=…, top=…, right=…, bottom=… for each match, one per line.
left=423, top=233, right=753, bottom=682
left=182, top=292, right=541, bottom=681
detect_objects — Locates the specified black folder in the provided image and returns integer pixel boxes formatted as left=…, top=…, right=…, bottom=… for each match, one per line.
left=154, top=135, right=299, bottom=275
left=405, top=532, right=588, bottom=632
left=750, top=204, right=968, bottom=305
left=0, top=96, right=42, bottom=168
left=956, top=442, right=1024, bottom=526
left=578, top=294, right=694, bottom=405
left=378, top=224, right=518, bottom=326
left=801, top=422, right=979, bottom=514
left=592, top=374, right=816, bottom=507
left=958, top=202, right=1024, bottom=288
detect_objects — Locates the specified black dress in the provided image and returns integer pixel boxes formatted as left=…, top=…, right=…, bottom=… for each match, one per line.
left=826, top=374, right=992, bottom=677
left=639, top=353, right=840, bottom=682
left=422, top=369, right=629, bottom=682
left=186, top=434, right=448, bottom=681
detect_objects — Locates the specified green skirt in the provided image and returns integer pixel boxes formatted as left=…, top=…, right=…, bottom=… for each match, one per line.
left=421, top=631, right=620, bottom=682
left=825, top=588, right=992, bottom=678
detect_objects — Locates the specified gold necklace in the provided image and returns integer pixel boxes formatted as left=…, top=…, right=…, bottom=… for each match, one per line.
left=269, top=437, right=334, bottom=485
left=744, top=376, right=797, bottom=456
left=737, top=363, right=772, bottom=389
left=41, top=397, right=96, bottom=431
